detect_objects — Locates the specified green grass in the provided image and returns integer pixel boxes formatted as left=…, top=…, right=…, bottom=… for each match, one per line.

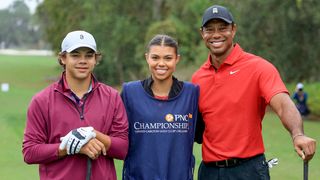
left=0, top=55, right=319, bottom=179
left=193, top=112, right=320, bottom=179
left=0, top=55, right=60, bottom=180
left=262, top=113, right=319, bottom=179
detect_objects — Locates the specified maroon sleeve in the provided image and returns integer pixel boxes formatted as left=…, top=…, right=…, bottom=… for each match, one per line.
left=22, top=95, right=60, bottom=164
left=107, top=92, right=129, bottom=159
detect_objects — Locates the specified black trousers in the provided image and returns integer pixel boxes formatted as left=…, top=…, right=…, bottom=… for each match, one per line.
left=198, top=154, right=270, bottom=180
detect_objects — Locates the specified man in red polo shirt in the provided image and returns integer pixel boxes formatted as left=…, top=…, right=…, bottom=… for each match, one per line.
left=192, top=5, right=316, bottom=179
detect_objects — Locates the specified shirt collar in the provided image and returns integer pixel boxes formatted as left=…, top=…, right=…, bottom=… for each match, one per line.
left=61, top=72, right=94, bottom=93
left=203, top=43, right=243, bottom=69
left=142, top=76, right=183, bottom=99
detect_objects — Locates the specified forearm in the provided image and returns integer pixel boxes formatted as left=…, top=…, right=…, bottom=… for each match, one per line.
left=23, top=116, right=61, bottom=164
left=270, top=93, right=304, bottom=138
left=107, top=136, right=128, bottom=159
left=23, top=142, right=60, bottom=164
left=279, top=102, right=304, bottom=138
left=270, top=93, right=316, bottom=161
left=106, top=94, right=129, bottom=159
left=94, top=130, right=128, bottom=159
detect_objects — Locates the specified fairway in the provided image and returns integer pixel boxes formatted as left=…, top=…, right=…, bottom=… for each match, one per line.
left=0, top=55, right=319, bottom=179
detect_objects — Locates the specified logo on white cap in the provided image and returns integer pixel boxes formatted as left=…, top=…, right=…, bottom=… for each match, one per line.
left=212, top=7, right=218, bottom=14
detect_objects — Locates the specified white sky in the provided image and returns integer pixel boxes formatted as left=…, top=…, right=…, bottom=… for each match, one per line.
left=0, top=0, right=41, bottom=13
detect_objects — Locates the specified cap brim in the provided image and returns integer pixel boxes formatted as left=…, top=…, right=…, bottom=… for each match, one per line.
left=65, top=44, right=97, bottom=53
left=202, top=17, right=233, bottom=27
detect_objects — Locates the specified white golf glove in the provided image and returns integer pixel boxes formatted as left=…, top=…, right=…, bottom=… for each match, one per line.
left=267, top=158, right=279, bottom=168
left=59, top=126, right=96, bottom=155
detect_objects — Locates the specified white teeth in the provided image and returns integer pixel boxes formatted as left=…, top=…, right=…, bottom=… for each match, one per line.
left=156, top=69, right=167, bottom=74
left=210, top=41, right=223, bottom=47
left=210, top=41, right=223, bottom=45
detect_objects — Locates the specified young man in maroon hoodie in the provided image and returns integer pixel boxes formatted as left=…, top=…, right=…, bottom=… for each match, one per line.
left=23, top=30, right=128, bottom=180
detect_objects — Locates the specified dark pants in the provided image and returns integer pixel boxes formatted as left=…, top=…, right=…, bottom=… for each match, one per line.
left=198, top=154, right=270, bottom=180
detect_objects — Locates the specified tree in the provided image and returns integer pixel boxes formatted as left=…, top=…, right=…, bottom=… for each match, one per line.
left=36, top=0, right=320, bottom=84
left=236, top=0, right=320, bottom=82
left=0, top=0, right=41, bottom=49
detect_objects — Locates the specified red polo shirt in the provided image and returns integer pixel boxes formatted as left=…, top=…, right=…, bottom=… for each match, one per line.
left=192, top=44, right=288, bottom=162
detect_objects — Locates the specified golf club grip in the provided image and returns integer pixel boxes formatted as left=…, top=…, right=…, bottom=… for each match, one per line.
left=304, top=161, right=308, bottom=180
left=86, top=157, right=92, bottom=180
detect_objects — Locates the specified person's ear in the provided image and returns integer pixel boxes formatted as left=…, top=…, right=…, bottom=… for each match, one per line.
left=199, top=27, right=205, bottom=39
left=60, top=56, right=66, bottom=65
left=58, top=53, right=66, bottom=65
left=95, top=53, right=102, bottom=65
left=231, top=23, right=237, bottom=39
left=176, top=54, right=181, bottom=64
left=145, top=53, right=148, bottom=62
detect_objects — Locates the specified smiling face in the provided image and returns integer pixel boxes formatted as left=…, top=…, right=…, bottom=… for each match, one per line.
left=145, top=45, right=180, bottom=82
left=60, top=47, right=97, bottom=82
left=200, top=19, right=236, bottom=59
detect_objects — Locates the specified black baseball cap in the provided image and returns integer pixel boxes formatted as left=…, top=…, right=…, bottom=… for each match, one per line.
left=201, top=5, right=234, bottom=27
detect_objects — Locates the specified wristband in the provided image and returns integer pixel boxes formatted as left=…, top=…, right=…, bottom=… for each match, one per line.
left=292, top=133, right=304, bottom=141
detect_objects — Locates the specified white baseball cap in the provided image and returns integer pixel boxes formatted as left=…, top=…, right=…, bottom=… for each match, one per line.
left=61, top=30, right=97, bottom=52
left=297, top=82, right=304, bottom=89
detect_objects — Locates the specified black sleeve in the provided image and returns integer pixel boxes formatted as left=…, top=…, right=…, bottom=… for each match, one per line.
left=194, top=109, right=204, bottom=144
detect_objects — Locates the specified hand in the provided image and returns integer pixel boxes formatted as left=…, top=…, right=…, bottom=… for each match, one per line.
left=80, top=138, right=107, bottom=160
left=293, top=135, right=316, bottom=161
left=59, top=131, right=72, bottom=150
left=59, top=127, right=96, bottom=155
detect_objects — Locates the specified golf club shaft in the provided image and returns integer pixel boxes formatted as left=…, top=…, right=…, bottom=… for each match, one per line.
left=86, top=157, right=92, bottom=180
left=304, top=161, right=308, bottom=180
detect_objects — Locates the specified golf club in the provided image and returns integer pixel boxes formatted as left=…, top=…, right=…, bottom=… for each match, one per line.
left=304, top=161, right=308, bottom=180
left=86, top=158, right=92, bottom=180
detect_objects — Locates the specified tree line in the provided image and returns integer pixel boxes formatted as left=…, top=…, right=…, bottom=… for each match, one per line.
left=0, top=0, right=44, bottom=49
left=28, top=0, right=320, bottom=85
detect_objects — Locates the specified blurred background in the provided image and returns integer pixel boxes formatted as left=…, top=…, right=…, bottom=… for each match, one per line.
left=1, top=0, right=320, bottom=84
left=0, top=0, right=319, bottom=179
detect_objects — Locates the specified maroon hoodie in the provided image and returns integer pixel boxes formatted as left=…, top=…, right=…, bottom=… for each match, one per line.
left=22, top=73, right=128, bottom=180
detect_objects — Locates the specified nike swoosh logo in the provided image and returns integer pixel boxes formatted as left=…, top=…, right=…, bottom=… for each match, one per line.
left=230, top=70, right=240, bottom=75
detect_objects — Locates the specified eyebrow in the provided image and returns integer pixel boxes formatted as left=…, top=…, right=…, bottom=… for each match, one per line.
left=150, top=53, right=174, bottom=56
